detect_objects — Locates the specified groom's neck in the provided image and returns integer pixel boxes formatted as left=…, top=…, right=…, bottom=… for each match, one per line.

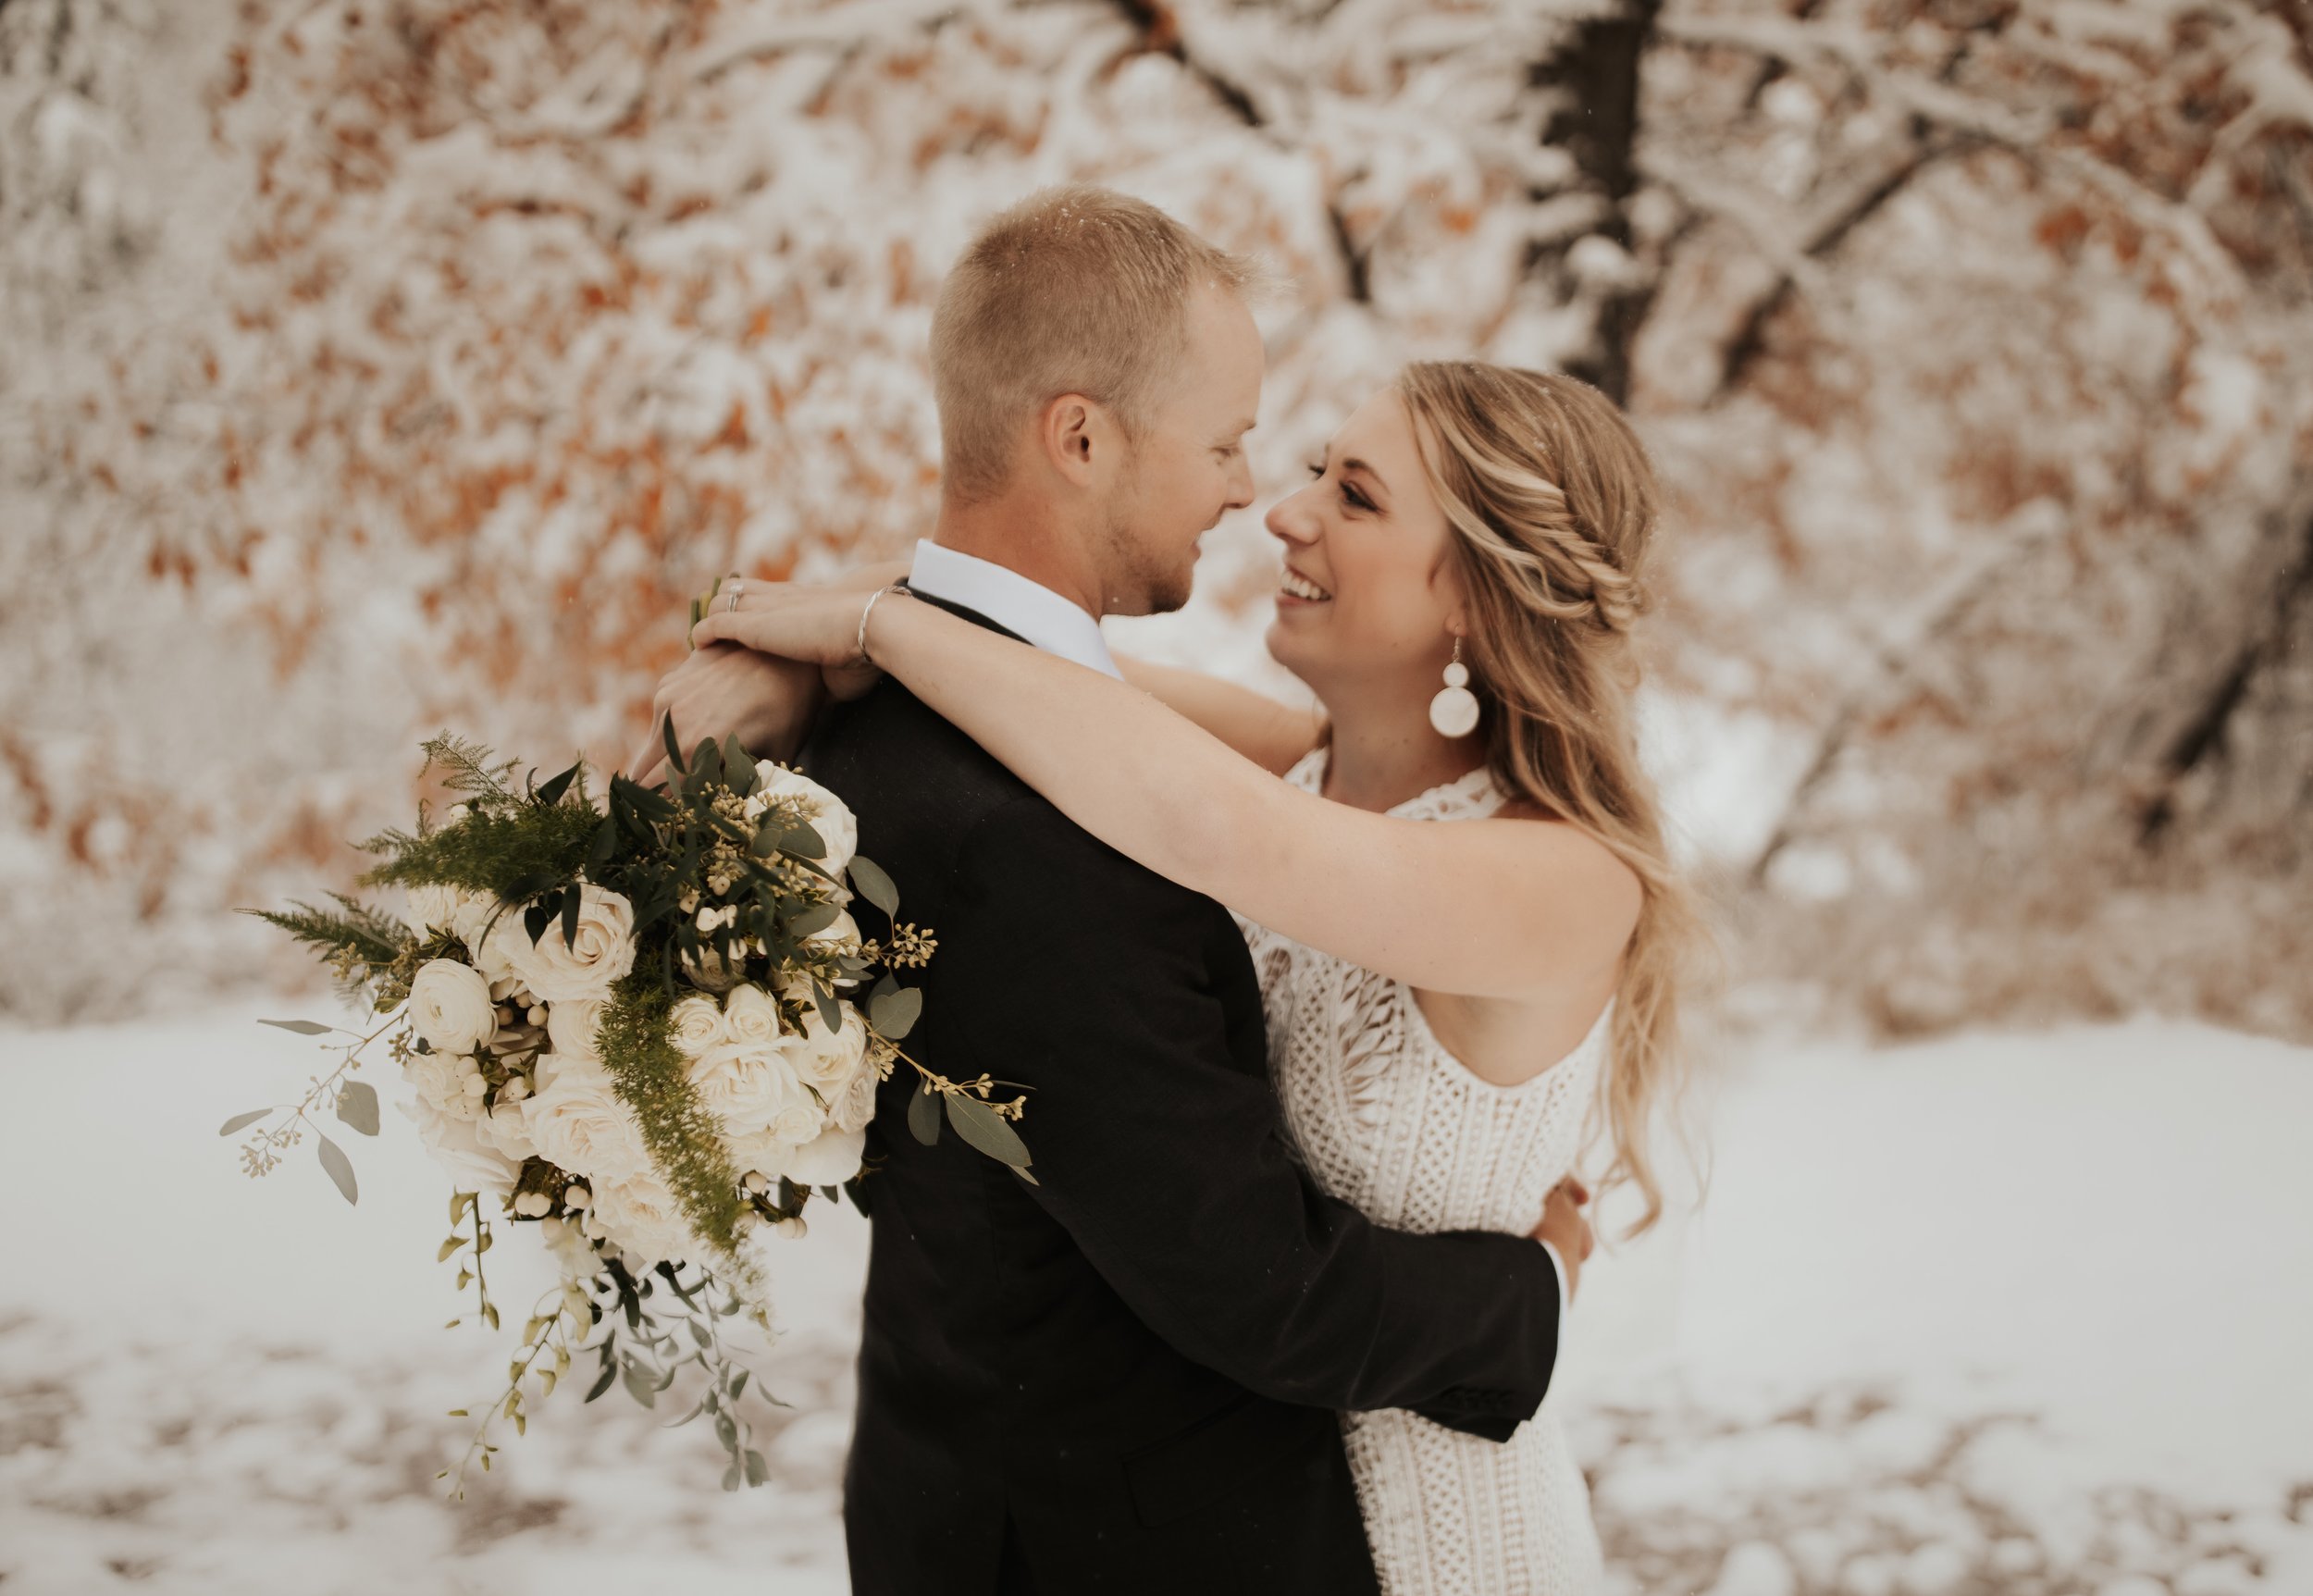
left=931, top=494, right=1108, bottom=620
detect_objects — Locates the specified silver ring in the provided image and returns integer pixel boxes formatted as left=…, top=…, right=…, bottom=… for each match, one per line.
left=723, top=577, right=744, bottom=614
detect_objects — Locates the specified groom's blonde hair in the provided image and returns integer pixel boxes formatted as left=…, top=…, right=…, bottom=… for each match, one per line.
left=931, top=184, right=1259, bottom=503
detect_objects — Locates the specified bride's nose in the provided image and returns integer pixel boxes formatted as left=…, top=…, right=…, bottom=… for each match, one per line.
left=1265, top=488, right=1320, bottom=548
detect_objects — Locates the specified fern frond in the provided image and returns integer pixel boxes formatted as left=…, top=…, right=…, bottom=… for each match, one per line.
left=418, top=732, right=522, bottom=805
left=241, top=898, right=411, bottom=967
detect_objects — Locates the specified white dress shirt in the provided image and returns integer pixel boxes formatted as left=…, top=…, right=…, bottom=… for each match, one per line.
left=906, top=539, right=1123, bottom=679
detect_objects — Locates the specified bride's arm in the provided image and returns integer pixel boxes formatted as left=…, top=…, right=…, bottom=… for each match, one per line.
left=691, top=589, right=1639, bottom=1001
left=1113, top=657, right=1320, bottom=776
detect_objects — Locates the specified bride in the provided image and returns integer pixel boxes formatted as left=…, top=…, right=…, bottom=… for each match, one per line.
left=679, top=360, right=1706, bottom=1594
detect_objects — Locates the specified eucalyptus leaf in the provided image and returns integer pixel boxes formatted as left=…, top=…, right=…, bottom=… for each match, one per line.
left=868, top=984, right=921, bottom=1040
left=560, top=885, right=583, bottom=950
left=584, top=1357, right=617, bottom=1404
left=217, top=1109, right=270, bottom=1136
left=812, top=981, right=843, bottom=1037
left=622, top=1361, right=658, bottom=1409
left=667, top=1398, right=706, bottom=1429
left=907, top=1077, right=942, bottom=1147
left=723, top=735, right=756, bottom=796
left=660, top=711, right=686, bottom=774
left=259, top=1018, right=334, bottom=1036
left=714, top=1410, right=738, bottom=1452
left=788, top=901, right=841, bottom=939
left=945, top=1095, right=1031, bottom=1170
left=744, top=1448, right=770, bottom=1487
left=525, top=900, right=554, bottom=946
left=781, top=822, right=826, bottom=860
left=315, top=1132, right=359, bottom=1205
left=336, top=1080, right=380, bottom=1136
left=847, top=855, right=899, bottom=918
left=588, top=816, right=619, bottom=867
left=722, top=1462, right=742, bottom=1492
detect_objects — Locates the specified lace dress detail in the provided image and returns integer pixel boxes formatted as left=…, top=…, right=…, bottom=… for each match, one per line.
left=1237, top=750, right=1609, bottom=1596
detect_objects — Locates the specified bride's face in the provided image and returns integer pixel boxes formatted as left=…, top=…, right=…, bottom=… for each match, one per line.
left=1261, top=390, right=1463, bottom=699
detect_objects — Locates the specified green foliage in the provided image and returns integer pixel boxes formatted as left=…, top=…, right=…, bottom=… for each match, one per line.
left=357, top=801, right=600, bottom=896
left=595, top=975, right=752, bottom=1260
left=241, top=894, right=409, bottom=968
left=417, top=731, right=524, bottom=807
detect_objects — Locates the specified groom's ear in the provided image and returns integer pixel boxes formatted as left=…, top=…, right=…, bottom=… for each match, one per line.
left=1040, top=393, right=1113, bottom=489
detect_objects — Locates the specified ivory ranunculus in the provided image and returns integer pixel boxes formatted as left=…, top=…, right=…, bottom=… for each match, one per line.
left=686, top=1039, right=811, bottom=1139
left=589, top=1170, right=696, bottom=1268
left=519, top=1054, right=649, bottom=1184
left=546, top=996, right=605, bottom=1061
left=406, top=959, right=497, bottom=1057
left=400, top=1095, right=522, bottom=1197
left=510, top=884, right=637, bottom=1004
left=748, top=764, right=859, bottom=875
left=785, top=1124, right=867, bottom=1185
left=666, top=994, right=727, bottom=1058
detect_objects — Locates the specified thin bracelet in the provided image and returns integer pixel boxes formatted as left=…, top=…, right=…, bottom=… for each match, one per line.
left=855, top=582, right=909, bottom=667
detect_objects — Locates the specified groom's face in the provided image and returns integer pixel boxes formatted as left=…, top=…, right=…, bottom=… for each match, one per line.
left=1095, top=284, right=1264, bottom=616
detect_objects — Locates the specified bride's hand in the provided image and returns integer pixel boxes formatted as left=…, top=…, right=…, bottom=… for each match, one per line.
left=688, top=582, right=887, bottom=699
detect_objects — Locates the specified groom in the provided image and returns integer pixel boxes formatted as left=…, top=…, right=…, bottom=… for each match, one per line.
left=645, top=186, right=1586, bottom=1595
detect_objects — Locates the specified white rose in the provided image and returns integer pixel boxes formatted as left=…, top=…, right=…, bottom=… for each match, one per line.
left=400, top=1095, right=522, bottom=1196
left=749, top=764, right=859, bottom=874
left=686, top=1039, right=810, bottom=1138
left=722, top=984, right=783, bottom=1047
left=667, top=993, right=729, bottom=1058
left=546, top=997, right=605, bottom=1062
left=772, top=1100, right=826, bottom=1145
left=449, top=890, right=528, bottom=984
left=404, top=882, right=463, bottom=935
left=785, top=1125, right=867, bottom=1186
left=509, top=884, right=637, bottom=1004
left=406, top=959, right=497, bottom=1056
left=589, top=1170, right=697, bottom=1269
left=520, top=1053, right=649, bottom=1183
left=794, top=997, right=871, bottom=1097
left=831, top=1060, right=880, bottom=1132
left=724, top=1126, right=794, bottom=1184
left=475, top=1099, right=537, bottom=1163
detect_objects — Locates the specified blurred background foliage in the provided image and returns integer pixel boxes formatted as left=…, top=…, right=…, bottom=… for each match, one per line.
left=2, top=0, right=2307, bottom=1036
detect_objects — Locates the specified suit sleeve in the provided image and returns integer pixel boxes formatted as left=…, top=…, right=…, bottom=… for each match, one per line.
left=922, top=794, right=1562, bottom=1440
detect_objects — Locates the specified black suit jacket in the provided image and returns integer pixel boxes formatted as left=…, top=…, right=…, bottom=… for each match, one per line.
left=805, top=603, right=1563, bottom=1596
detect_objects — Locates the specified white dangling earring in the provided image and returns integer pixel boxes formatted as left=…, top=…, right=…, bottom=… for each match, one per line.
left=1429, top=636, right=1480, bottom=738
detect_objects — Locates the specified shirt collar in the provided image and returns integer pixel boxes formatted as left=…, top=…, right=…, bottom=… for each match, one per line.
left=906, top=539, right=1122, bottom=680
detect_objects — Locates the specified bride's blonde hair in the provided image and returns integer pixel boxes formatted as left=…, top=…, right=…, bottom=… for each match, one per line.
left=1395, top=361, right=1713, bottom=1236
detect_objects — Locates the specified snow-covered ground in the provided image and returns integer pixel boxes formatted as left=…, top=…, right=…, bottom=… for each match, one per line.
left=2, top=1004, right=2307, bottom=1593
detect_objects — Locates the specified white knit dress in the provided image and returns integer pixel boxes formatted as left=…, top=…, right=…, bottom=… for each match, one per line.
left=1237, top=750, right=1610, bottom=1596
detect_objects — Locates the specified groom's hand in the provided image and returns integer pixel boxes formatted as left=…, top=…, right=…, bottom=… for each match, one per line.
left=625, top=642, right=825, bottom=785
left=1533, top=1178, right=1594, bottom=1304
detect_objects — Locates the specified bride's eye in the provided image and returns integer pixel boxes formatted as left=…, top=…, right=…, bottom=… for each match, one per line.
left=1341, top=481, right=1375, bottom=513
left=1305, top=462, right=1326, bottom=480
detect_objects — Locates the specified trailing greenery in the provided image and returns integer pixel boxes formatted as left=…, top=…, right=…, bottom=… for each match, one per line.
left=596, top=974, right=753, bottom=1261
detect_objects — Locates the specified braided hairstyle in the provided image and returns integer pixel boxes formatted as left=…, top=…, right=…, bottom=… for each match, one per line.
left=1394, top=361, right=1711, bottom=1236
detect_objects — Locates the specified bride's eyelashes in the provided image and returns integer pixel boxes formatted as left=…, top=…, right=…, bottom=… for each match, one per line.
left=1305, top=461, right=1376, bottom=514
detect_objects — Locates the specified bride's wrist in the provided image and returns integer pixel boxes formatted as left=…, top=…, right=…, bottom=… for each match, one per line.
left=855, top=582, right=912, bottom=668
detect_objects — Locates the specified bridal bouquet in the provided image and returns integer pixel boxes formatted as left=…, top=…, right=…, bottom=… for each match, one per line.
left=229, top=724, right=1031, bottom=1494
